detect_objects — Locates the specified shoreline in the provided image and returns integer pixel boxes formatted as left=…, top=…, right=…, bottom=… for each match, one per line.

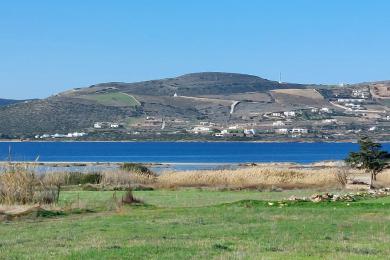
left=0, top=139, right=364, bottom=143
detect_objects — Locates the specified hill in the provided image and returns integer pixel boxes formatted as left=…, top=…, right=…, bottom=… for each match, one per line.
left=0, top=72, right=389, bottom=140
left=0, top=98, right=26, bottom=107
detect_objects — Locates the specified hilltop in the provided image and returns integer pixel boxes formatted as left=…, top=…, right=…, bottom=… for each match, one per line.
left=0, top=72, right=389, bottom=141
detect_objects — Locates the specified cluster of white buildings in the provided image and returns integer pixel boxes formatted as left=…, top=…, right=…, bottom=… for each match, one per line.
left=352, top=89, right=370, bottom=99
left=94, top=122, right=120, bottom=129
left=270, top=111, right=296, bottom=118
left=310, top=107, right=331, bottom=113
left=35, top=132, right=87, bottom=139
left=275, top=128, right=309, bottom=134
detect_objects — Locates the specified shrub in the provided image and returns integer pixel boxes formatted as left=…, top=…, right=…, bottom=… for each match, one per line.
left=0, top=164, right=59, bottom=205
left=64, top=172, right=102, bottom=185
left=120, top=163, right=156, bottom=177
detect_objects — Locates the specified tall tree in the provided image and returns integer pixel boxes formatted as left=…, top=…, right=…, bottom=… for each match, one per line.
left=345, top=136, right=390, bottom=188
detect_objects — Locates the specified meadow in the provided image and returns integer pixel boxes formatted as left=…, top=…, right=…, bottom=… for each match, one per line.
left=1, top=189, right=390, bottom=259
left=1, top=164, right=390, bottom=259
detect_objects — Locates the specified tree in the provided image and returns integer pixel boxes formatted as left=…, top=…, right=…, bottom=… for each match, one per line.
left=345, top=136, right=390, bottom=188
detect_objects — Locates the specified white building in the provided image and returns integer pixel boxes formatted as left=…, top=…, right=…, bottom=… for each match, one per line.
left=291, top=128, right=308, bottom=134
left=272, top=121, right=285, bottom=126
left=322, top=119, right=337, bottom=124
left=94, top=122, right=102, bottom=129
left=192, top=126, right=211, bottom=134
left=320, top=107, right=331, bottom=113
left=110, top=123, right=119, bottom=128
left=271, top=112, right=282, bottom=117
left=283, top=111, right=296, bottom=117
left=275, top=128, right=289, bottom=134
left=244, top=129, right=256, bottom=135
left=67, top=132, right=87, bottom=138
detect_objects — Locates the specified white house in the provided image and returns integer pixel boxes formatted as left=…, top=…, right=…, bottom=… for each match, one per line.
left=244, top=129, right=256, bottom=135
left=283, top=111, right=296, bottom=117
left=320, top=107, right=331, bottom=113
left=275, top=128, right=289, bottom=134
left=272, top=121, right=285, bottom=126
left=94, top=122, right=102, bottom=129
left=110, top=123, right=119, bottom=128
left=291, top=128, right=308, bottom=134
left=192, top=126, right=211, bottom=134
left=322, top=119, right=337, bottom=124
left=271, top=112, right=282, bottom=117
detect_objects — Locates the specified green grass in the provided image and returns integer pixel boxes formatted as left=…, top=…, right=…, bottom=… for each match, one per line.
left=81, top=92, right=140, bottom=107
left=1, top=189, right=390, bottom=259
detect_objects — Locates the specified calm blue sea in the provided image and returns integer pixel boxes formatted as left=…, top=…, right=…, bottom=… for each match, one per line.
left=1, top=142, right=389, bottom=164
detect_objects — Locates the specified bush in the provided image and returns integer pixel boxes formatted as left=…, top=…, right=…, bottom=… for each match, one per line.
left=0, top=164, right=59, bottom=205
left=120, top=163, right=156, bottom=177
left=64, top=172, right=102, bottom=185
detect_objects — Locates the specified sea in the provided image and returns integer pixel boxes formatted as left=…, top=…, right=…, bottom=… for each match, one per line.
left=1, top=141, right=389, bottom=164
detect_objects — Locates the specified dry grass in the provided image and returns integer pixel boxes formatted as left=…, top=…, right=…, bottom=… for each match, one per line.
left=100, top=170, right=156, bottom=187
left=156, top=166, right=345, bottom=189
left=376, top=169, right=390, bottom=185
left=0, top=164, right=59, bottom=205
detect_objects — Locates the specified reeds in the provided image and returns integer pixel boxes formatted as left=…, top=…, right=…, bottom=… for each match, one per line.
left=156, top=167, right=354, bottom=190
left=0, top=164, right=59, bottom=205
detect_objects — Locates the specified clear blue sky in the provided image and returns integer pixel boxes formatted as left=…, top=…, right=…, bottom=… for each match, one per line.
left=1, top=0, right=390, bottom=99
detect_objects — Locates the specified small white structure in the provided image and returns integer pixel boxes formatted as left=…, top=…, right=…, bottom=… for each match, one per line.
left=192, top=126, right=211, bottom=134
left=291, top=128, right=308, bottom=134
left=320, top=107, right=331, bottom=113
left=322, top=119, right=337, bottom=124
left=275, top=128, right=289, bottom=134
left=283, top=111, right=296, bottom=117
left=173, top=92, right=178, bottom=97
left=94, top=122, right=102, bottom=129
left=271, top=112, right=282, bottom=117
left=110, top=123, right=119, bottom=128
left=369, top=126, right=377, bottom=131
left=272, top=121, right=285, bottom=126
left=244, top=129, right=256, bottom=135
left=311, top=108, right=319, bottom=113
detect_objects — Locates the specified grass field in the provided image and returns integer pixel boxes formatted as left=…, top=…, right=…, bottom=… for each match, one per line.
left=1, top=189, right=390, bottom=259
left=80, top=92, right=140, bottom=107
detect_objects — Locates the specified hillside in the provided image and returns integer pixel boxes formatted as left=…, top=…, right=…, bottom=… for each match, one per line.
left=0, top=98, right=26, bottom=107
left=0, top=72, right=389, bottom=140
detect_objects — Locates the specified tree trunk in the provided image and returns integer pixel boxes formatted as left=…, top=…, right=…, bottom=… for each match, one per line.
left=370, top=172, right=374, bottom=189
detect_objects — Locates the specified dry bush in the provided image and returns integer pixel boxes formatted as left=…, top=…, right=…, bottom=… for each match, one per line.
left=101, top=170, right=156, bottom=187
left=156, top=167, right=343, bottom=190
left=0, top=164, right=59, bottom=205
left=334, top=167, right=351, bottom=187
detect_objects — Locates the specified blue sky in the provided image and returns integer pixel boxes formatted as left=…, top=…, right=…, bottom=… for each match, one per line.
left=1, top=0, right=390, bottom=99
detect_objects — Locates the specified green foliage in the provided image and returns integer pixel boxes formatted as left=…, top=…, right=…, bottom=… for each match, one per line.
left=81, top=92, right=140, bottom=107
left=65, top=172, right=102, bottom=185
left=120, top=163, right=156, bottom=177
left=345, top=136, right=390, bottom=182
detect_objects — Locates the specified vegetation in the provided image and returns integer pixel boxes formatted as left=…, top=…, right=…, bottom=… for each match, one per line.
left=120, top=163, right=155, bottom=175
left=0, top=164, right=59, bottom=205
left=1, top=189, right=390, bottom=258
left=80, top=92, right=140, bottom=107
left=346, top=137, right=390, bottom=188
